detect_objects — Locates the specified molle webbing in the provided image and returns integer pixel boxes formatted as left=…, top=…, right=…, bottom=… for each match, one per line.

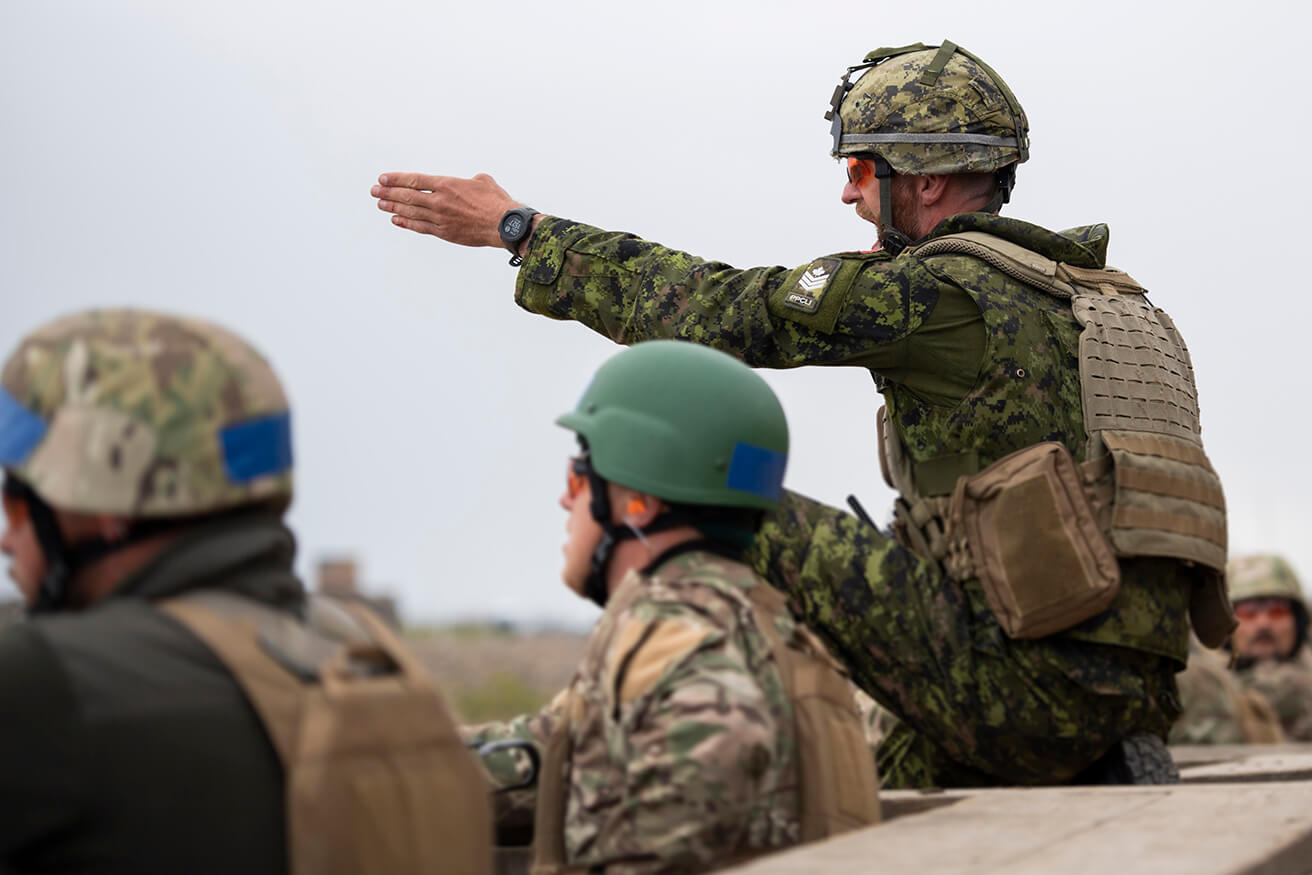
left=161, top=593, right=493, bottom=875
left=1097, top=430, right=1226, bottom=572
left=1074, top=295, right=1201, bottom=442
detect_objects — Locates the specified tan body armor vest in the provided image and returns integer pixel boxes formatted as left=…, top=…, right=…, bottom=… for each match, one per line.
left=880, top=232, right=1234, bottom=646
left=161, top=592, right=493, bottom=875
left=529, top=568, right=880, bottom=874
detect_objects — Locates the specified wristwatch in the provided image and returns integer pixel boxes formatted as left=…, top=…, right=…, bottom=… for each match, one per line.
left=498, top=207, right=540, bottom=266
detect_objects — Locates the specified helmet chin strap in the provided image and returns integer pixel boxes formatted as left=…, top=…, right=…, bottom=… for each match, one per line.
left=874, top=156, right=913, bottom=255
left=983, top=164, right=1018, bottom=215
left=577, top=461, right=702, bottom=609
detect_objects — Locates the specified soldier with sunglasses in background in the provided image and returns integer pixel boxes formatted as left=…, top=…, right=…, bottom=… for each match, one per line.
left=1226, top=555, right=1312, bottom=741
left=372, top=41, right=1231, bottom=788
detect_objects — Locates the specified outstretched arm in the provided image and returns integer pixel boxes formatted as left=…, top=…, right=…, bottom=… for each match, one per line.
left=370, top=170, right=980, bottom=381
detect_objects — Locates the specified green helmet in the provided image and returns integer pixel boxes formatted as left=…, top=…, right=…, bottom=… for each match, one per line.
left=556, top=341, right=788, bottom=511
left=1228, top=555, right=1306, bottom=609
left=0, top=308, right=293, bottom=517
left=826, top=40, right=1030, bottom=175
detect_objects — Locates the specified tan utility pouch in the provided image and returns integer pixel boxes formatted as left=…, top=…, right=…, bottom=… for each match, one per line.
left=950, top=442, right=1121, bottom=639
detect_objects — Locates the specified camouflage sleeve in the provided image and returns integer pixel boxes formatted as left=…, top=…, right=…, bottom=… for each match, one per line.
left=461, top=688, right=566, bottom=790
left=577, top=598, right=787, bottom=873
left=1243, top=662, right=1312, bottom=742
left=513, top=217, right=950, bottom=370
left=461, top=691, right=570, bottom=847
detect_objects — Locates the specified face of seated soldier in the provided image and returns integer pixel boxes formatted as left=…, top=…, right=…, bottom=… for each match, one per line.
left=1232, top=597, right=1298, bottom=662
left=558, top=454, right=690, bottom=599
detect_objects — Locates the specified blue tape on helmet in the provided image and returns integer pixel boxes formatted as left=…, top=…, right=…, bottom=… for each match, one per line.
left=0, top=387, right=48, bottom=467
left=725, top=442, right=786, bottom=500
left=219, top=412, right=293, bottom=484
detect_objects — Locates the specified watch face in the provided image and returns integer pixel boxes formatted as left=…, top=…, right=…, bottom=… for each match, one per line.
left=503, top=215, right=525, bottom=238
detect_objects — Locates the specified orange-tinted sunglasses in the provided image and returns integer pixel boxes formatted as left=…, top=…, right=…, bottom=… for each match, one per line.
left=846, top=157, right=871, bottom=186
left=566, top=456, right=590, bottom=500
left=1234, top=598, right=1294, bottom=621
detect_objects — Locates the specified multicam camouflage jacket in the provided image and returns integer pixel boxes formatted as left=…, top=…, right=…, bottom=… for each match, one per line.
left=513, top=212, right=1194, bottom=666
left=466, top=549, right=803, bottom=873
left=1169, top=640, right=1284, bottom=745
left=1236, top=646, right=1312, bottom=742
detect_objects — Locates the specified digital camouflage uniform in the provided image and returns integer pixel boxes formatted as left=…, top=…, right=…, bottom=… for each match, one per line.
left=513, top=211, right=1196, bottom=788
left=467, top=550, right=806, bottom=874
left=1169, top=638, right=1283, bottom=745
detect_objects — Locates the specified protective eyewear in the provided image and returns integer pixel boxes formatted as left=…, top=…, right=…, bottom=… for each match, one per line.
left=566, top=456, right=590, bottom=500
left=1234, top=598, right=1294, bottom=621
left=846, top=157, right=873, bottom=187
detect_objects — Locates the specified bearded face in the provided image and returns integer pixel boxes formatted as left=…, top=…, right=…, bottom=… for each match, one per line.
left=1232, top=597, right=1300, bottom=662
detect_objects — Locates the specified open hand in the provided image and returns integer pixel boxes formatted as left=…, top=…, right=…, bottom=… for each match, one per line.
left=372, top=172, right=521, bottom=248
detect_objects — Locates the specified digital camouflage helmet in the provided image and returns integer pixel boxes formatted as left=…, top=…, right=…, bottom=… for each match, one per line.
left=825, top=40, right=1030, bottom=253
left=0, top=309, right=293, bottom=610
left=556, top=340, right=788, bottom=605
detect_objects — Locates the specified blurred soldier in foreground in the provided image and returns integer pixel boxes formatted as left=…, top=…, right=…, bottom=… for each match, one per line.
left=0, top=310, right=490, bottom=874
left=466, top=341, right=879, bottom=873
left=374, top=40, right=1229, bottom=788
left=1227, top=555, right=1312, bottom=741
left=1169, top=637, right=1284, bottom=745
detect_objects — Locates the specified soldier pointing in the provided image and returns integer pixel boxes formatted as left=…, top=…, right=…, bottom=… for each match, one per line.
left=374, top=41, right=1231, bottom=787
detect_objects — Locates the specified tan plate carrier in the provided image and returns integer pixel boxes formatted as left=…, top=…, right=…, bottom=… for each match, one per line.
left=880, top=232, right=1234, bottom=646
left=160, top=591, right=493, bottom=875
left=528, top=579, right=880, bottom=874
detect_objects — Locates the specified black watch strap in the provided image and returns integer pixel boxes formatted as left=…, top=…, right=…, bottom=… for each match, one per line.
left=499, top=207, right=540, bottom=266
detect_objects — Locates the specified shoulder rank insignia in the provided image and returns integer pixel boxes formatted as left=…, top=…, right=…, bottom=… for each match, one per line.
left=783, top=257, right=841, bottom=314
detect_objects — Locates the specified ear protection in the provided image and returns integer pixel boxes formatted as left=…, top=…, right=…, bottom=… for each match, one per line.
left=626, top=498, right=648, bottom=517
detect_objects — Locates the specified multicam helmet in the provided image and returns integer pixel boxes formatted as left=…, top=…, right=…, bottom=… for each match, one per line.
left=1228, top=555, right=1307, bottom=609
left=0, top=309, right=293, bottom=517
left=825, top=41, right=1030, bottom=251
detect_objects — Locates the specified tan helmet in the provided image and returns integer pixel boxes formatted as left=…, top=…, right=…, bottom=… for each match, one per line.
left=0, top=309, right=293, bottom=611
left=1, top=308, right=292, bottom=517
left=824, top=41, right=1029, bottom=252
left=1228, top=555, right=1306, bottom=609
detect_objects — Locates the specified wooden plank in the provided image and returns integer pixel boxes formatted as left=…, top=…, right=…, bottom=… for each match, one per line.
left=726, top=783, right=1312, bottom=875
left=1179, top=753, right=1312, bottom=783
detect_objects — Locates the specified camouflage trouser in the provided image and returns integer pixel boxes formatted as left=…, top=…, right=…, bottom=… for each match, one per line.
left=748, top=490, right=1180, bottom=790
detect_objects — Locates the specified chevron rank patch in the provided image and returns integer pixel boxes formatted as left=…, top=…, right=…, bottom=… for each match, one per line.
left=782, top=257, right=841, bottom=314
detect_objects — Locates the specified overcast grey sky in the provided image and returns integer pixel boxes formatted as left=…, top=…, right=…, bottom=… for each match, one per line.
left=2, top=0, right=1308, bottom=626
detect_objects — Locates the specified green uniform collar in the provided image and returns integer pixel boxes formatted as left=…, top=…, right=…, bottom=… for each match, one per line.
left=926, top=213, right=1109, bottom=268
